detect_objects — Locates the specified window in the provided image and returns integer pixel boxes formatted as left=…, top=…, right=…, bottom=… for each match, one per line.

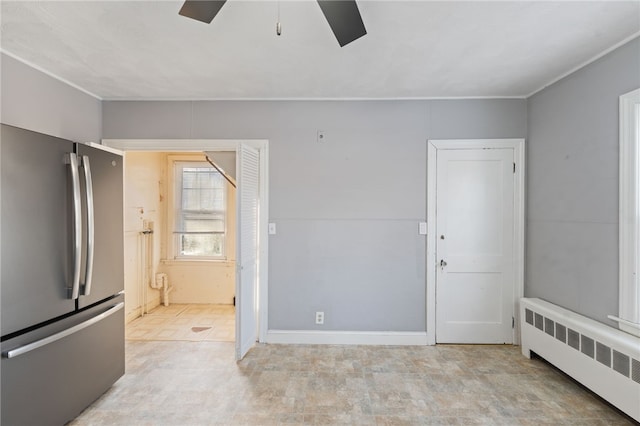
left=615, top=88, right=640, bottom=337
left=172, top=160, right=226, bottom=259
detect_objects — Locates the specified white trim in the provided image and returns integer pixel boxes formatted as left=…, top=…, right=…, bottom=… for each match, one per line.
left=515, top=139, right=526, bottom=344
left=103, top=138, right=269, bottom=342
left=266, top=330, right=428, bottom=346
left=80, top=141, right=123, bottom=157
left=526, top=32, right=640, bottom=98
left=607, top=315, right=640, bottom=331
left=426, top=138, right=525, bottom=345
left=258, top=144, right=270, bottom=343
left=426, top=143, right=437, bottom=345
left=618, top=88, right=640, bottom=338
left=1, top=49, right=103, bottom=100
left=102, top=139, right=261, bottom=152
left=160, top=259, right=234, bottom=266
left=429, top=138, right=525, bottom=151
left=100, top=96, right=526, bottom=102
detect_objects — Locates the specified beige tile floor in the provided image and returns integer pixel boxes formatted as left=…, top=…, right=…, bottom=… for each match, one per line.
left=126, top=304, right=235, bottom=342
left=69, top=342, right=634, bottom=425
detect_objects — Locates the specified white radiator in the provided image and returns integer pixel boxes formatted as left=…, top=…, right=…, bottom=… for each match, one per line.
left=520, top=298, right=640, bottom=422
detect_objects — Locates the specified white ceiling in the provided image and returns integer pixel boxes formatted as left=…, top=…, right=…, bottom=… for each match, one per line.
left=1, top=1, right=638, bottom=100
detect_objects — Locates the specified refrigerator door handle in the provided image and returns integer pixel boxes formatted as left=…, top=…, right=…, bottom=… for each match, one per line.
left=81, top=155, right=95, bottom=296
left=2, top=302, right=124, bottom=359
left=66, top=153, right=82, bottom=300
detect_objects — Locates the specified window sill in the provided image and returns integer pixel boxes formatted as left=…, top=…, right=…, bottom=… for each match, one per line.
left=608, top=315, right=640, bottom=338
left=161, top=259, right=235, bottom=266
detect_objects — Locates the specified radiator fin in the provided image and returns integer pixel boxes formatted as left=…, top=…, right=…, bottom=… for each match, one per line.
left=596, top=342, right=611, bottom=367
left=613, top=350, right=630, bottom=377
left=525, top=309, right=533, bottom=325
left=581, top=335, right=595, bottom=358
left=568, top=329, right=580, bottom=350
left=555, top=323, right=567, bottom=343
left=544, top=318, right=555, bottom=337
left=534, top=313, right=544, bottom=331
left=633, top=359, right=640, bottom=384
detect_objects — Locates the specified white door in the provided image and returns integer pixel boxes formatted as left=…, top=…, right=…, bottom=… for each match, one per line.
left=235, top=144, right=260, bottom=360
left=435, top=148, right=515, bottom=343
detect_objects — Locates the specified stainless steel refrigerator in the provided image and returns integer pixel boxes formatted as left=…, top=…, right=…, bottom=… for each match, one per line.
left=1, top=124, right=125, bottom=425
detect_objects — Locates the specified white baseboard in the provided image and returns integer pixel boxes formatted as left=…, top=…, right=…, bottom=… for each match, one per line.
left=265, top=330, right=430, bottom=346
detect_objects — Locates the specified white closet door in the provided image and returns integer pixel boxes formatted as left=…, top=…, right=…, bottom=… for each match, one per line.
left=435, top=148, right=515, bottom=343
left=235, top=144, right=259, bottom=360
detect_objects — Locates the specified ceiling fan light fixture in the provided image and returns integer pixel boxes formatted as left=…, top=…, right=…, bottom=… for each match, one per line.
left=178, top=0, right=367, bottom=47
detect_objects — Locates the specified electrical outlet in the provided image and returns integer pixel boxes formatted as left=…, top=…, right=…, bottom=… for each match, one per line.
left=315, top=311, right=324, bottom=325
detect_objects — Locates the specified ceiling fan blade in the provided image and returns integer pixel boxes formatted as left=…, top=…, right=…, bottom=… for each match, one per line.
left=317, top=0, right=367, bottom=47
left=179, top=1, right=226, bottom=24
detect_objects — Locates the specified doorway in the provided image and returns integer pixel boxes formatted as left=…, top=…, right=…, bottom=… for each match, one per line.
left=426, top=139, right=525, bottom=345
left=103, top=138, right=269, bottom=360
left=122, top=151, right=237, bottom=344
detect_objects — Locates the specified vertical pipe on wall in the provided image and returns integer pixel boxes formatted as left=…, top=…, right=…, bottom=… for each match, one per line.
left=139, top=228, right=154, bottom=316
left=137, top=231, right=145, bottom=317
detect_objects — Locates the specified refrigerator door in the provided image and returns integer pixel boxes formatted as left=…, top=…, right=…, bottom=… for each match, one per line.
left=1, top=124, right=77, bottom=337
left=1, top=294, right=125, bottom=426
left=77, top=143, right=124, bottom=308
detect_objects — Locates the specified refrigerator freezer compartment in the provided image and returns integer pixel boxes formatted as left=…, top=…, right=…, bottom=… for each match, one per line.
left=1, top=295, right=125, bottom=426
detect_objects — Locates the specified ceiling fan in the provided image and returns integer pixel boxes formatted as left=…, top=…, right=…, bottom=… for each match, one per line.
left=178, top=0, right=367, bottom=47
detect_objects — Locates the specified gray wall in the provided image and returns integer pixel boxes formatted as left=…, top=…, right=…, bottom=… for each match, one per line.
left=526, top=37, right=640, bottom=325
left=4, top=33, right=637, bottom=332
left=1, top=53, right=102, bottom=142
left=103, top=99, right=526, bottom=331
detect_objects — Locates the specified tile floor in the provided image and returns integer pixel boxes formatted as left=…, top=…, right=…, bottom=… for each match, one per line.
left=126, top=304, right=235, bottom=342
left=69, top=342, right=634, bottom=425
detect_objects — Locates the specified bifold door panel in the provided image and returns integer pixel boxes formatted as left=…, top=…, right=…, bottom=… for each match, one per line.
left=236, top=144, right=260, bottom=360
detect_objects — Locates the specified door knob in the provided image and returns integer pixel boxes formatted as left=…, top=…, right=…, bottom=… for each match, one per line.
left=440, top=259, right=447, bottom=270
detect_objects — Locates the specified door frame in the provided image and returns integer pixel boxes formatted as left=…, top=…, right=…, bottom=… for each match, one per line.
left=102, top=138, right=269, bottom=343
left=426, top=139, right=525, bottom=345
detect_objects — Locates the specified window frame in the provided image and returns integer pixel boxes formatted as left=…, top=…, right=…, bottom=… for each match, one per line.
left=167, top=155, right=228, bottom=261
left=617, top=88, right=640, bottom=336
